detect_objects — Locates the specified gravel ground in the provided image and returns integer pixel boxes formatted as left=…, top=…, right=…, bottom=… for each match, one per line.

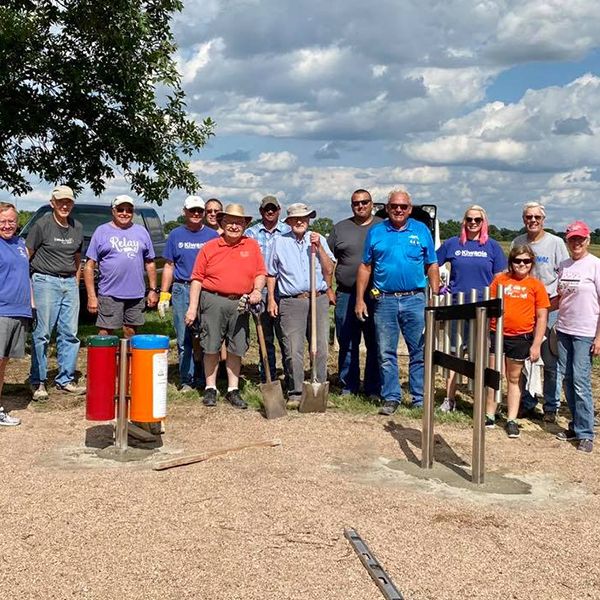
left=2, top=358, right=600, bottom=600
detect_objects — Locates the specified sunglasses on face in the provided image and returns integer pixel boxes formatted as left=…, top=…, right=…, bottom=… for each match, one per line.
left=512, top=258, right=533, bottom=265
left=186, top=208, right=204, bottom=214
left=388, top=203, right=410, bottom=211
left=205, top=209, right=220, bottom=214
left=115, top=206, right=133, bottom=213
left=525, top=215, right=543, bottom=221
left=262, top=205, right=279, bottom=213
left=465, top=217, right=483, bottom=224
left=352, top=199, right=371, bottom=207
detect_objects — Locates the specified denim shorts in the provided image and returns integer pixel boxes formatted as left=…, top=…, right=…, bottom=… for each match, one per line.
left=0, top=316, right=28, bottom=359
left=97, top=296, right=145, bottom=329
left=490, top=331, right=533, bottom=361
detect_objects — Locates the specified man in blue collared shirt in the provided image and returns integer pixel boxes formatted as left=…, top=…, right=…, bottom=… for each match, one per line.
left=246, top=195, right=290, bottom=382
left=267, top=203, right=335, bottom=405
left=356, top=189, right=439, bottom=415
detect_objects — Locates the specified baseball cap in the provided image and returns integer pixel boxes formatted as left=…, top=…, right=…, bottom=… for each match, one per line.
left=184, top=195, right=205, bottom=210
left=260, top=195, right=280, bottom=209
left=51, top=185, right=74, bottom=201
left=112, top=195, right=135, bottom=208
left=565, top=220, right=590, bottom=239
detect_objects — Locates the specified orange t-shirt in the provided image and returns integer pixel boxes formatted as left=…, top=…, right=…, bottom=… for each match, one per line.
left=490, top=272, right=550, bottom=336
left=190, top=236, right=266, bottom=295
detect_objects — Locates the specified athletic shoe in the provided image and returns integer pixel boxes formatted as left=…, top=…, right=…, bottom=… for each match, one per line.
left=485, top=416, right=496, bottom=429
left=0, top=407, right=20, bottom=426
left=287, top=395, right=301, bottom=410
left=56, top=382, right=86, bottom=395
left=379, top=401, right=399, bottom=416
left=556, top=429, right=577, bottom=442
left=439, top=397, right=456, bottom=413
left=179, top=384, right=194, bottom=393
left=225, top=389, right=247, bottom=409
left=203, top=388, right=217, bottom=407
left=505, top=420, right=520, bottom=439
left=577, top=439, right=593, bottom=453
left=543, top=411, right=557, bottom=424
left=32, top=384, right=49, bottom=401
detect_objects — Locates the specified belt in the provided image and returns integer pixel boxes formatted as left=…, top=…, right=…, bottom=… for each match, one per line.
left=280, top=291, right=326, bottom=299
left=173, top=279, right=191, bottom=285
left=204, top=290, right=243, bottom=300
left=34, top=272, right=75, bottom=279
left=381, top=288, right=424, bottom=297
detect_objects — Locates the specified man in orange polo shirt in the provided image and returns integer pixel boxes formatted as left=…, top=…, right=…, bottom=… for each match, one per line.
left=185, top=204, right=266, bottom=408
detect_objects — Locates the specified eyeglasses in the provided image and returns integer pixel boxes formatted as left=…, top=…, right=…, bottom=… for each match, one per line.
left=524, top=215, right=543, bottom=221
left=0, top=220, right=17, bottom=227
left=205, top=209, right=220, bottom=214
left=186, top=207, right=204, bottom=214
left=262, top=205, right=279, bottom=213
left=352, top=200, right=371, bottom=207
left=512, top=258, right=533, bottom=265
left=388, top=203, right=410, bottom=211
left=115, top=206, right=133, bottom=213
left=465, top=217, right=483, bottom=224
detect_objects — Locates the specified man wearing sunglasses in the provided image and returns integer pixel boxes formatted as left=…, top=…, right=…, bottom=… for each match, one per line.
left=84, top=195, right=158, bottom=338
left=245, top=195, right=290, bottom=383
left=356, top=189, right=439, bottom=415
left=328, top=189, right=382, bottom=398
left=511, top=201, right=568, bottom=423
left=158, top=196, right=219, bottom=392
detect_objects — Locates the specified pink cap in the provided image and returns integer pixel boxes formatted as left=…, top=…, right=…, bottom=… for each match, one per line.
left=565, top=220, right=591, bottom=239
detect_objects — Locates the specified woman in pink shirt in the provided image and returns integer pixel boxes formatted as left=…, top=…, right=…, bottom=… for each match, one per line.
left=555, top=221, right=600, bottom=453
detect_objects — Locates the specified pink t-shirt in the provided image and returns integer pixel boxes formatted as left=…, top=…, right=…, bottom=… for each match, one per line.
left=557, top=254, right=600, bottom=337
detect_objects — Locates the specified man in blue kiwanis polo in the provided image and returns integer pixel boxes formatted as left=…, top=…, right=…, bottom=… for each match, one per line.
left=159, top=196, right=219, bottom=391
left=355, top=189, right=439, bottom=415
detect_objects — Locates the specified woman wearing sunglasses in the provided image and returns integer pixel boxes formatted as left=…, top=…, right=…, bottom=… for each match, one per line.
left=554, top=221, right=600, bottom=453
left=436, top=205, right=506, bottom=412
left=204, top=198, right=224, bottom=234
left=486, top=245, right=549, bottom=438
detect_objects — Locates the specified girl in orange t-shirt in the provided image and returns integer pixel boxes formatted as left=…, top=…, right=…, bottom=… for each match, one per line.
left=486, top=244, right=550, bottom=438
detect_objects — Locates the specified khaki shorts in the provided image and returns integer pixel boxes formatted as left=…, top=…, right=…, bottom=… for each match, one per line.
left=97, top=296, right=145, bottom=330
left=199, top=291, right=249, bottom=356
left=0, top=316, right=28, bottom=359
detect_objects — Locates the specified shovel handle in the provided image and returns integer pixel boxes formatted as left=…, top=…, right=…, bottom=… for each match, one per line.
left=253, top=313, right=273, bottom=384
left=310, top=245, right=318, bottom=381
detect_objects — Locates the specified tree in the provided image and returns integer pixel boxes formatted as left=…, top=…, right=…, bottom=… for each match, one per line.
left=0, top=0, right=214, bottom=204
left=311, top=217, right=333, bottom=237
left=164, top=215, right=185, bottom=234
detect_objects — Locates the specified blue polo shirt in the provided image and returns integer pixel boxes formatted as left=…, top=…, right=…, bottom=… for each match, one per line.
left=163, top=225, right=219, bottom=281
left=245, top=220, right=290, bottom=265
left=268, top=231, right=334, bottom=297
left=362, top=218, right=437, bottom=292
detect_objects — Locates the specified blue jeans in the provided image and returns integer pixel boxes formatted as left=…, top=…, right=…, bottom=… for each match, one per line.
left=557, top=331, right=594, bottom=440
left=335, top=290, right=380, bottom=395
left=373, top=292, right=425, bottom=405
left=172, top=282, right=204, bottom=388
left=30, top=273, right=80, bottom=387
left=521, top=310, right=561, bottom=413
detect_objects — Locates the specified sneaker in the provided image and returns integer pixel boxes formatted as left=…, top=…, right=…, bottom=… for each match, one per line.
left=225, top=389, right=247, bottom=409
left=179, top=384, right=194, bottom=393
left=485, top=416, right=496, bottom=429
left=505, top=420, right=520, bottom=439
left=0, top=407, right=20, bottom=427
left=577, top=439, right=593, bottom=453
left=56, top=382, right=86, bottom=395
left=32, top=383, right=49, bottom=401
left=556, top=429, right=577, bottom=442
left=439, top=397, right=456, bottom=413
left=379, top=401, right=399, bottom=416
left=287, top=395, right=301, bottom=410
left=203, top=388, right=218, bottom=407
left=543, top=411, right=557, bottom=424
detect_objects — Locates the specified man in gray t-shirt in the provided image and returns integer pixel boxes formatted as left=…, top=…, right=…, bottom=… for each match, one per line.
left=511, top=201, right=569, bottom=421
left=327, top=189, right=382, bottom=397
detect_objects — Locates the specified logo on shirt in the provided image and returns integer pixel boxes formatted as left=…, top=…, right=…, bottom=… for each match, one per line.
left=53, top=236, right=74, bottom=245
left=408, top=234, right=420, bottom=246
left=177, top=242, right=205, bottom=250
left=536, top=255, right=550, bottom=264
left=240, top=251, right=250, bottom=258
left=504, top=283, right=529, bottom=299
left=17, top=246, right=28, bottom=259
left=454, top=249, right=489, bottom=257
left=110, top=236, right=140, bottom=259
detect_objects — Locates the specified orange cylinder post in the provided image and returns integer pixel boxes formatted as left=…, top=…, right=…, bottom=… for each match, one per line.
left=129, top=335, right=170, bottom=423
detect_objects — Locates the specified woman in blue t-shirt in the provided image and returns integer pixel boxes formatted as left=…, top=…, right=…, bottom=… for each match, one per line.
left=436, top=205, right=507, bottom=412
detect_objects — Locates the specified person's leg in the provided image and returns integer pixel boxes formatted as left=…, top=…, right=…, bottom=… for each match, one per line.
left=362, top=295, right=381, bottom=396
left=258, top=309, right=277, bottom=382
left=203, top=353, right=220, bottom=388
left=30, top=275, right=60, bottom=387
left=312, top=293, right=330, bottom=383
left=279, top=297, right=309, bottom=398
left=505, top=359, right=524, bottom=420
left=334, top=291, right=360, bottom=394
left=0, top=357, right=7, bottom=399
left=171, top=283, right=195, bottom=388
left=373, top=295, right=401, bottom=404
left=225, top=353, right=242, bottom=389
left=0, top=357, right=20, bottom=426
left=569, top=335, right=595, bottom=440
left=485, top=353, right=497, bottom=420
left=557, top=332, right=576, bottom=433
left=54, top=277, right=81, bottom=387
left=398, top=293, right=426, bottom=406
left=541, top=310, right=560, bottom=416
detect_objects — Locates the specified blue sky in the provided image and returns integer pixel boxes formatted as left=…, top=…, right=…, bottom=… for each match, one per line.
left=17, top=1, right=600, bottom=230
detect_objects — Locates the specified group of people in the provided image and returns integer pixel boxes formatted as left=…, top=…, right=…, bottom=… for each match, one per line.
left=0, top=187, right=598, bottom=454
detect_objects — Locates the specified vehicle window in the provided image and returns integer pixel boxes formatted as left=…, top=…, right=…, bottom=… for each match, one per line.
left=143, top=212, right=165, bottom=241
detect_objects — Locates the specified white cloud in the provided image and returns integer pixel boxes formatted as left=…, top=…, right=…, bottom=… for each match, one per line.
left=255, top=152, right=298, bottom=171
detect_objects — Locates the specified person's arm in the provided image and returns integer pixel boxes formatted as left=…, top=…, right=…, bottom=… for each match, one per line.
left=248, top=274, right=266, bottom=305
left=309, top=232, right=334, bottom=279
left=267, top=276, right=278, bottom=317
left=74, top=252, right=81, bottom=285
left=530, top=307, right=548, bottom=362
left=355, top=263, right=371, bottom=320
left=83, top=258, right=98, bottom=314
left=145, top=260, right=158, bottom=307
left=160, top=261, right=174, bottom=293
left=426, top=263, right=440, bottom=297
left=185, top=279, right=203, bottom=326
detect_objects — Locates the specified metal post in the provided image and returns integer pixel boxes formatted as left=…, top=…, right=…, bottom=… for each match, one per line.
left=494, top=284, right=504, bottom=405
left=467, top=288, right=477, bottom=393
left=431, top=294, right=439, bottom=375
left=455, top=291, right=465, bottom=385
left=471, top=307, right=487, bottom=484
left=421, top=309, right=436, bottom=469
left=442, top=292, right=452, bottom=379
left=115, top=338, right=129, bottom=451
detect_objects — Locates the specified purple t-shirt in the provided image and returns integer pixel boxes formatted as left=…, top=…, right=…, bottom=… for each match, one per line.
left=86, top=223, right=155, bottom=299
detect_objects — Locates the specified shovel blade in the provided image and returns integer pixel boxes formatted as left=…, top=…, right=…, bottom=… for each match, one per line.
left=299, top=381, right=329, bottom=413
left=259, top=380, right=287, bottom=419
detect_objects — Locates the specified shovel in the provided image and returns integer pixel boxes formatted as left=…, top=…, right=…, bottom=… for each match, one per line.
left=253, top=313, right=287, bottom=419
left=299, top=245, right=329, bottom=413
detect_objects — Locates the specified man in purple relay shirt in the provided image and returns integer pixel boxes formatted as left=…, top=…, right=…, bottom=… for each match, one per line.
left=83, top=195, right=158, bottom=338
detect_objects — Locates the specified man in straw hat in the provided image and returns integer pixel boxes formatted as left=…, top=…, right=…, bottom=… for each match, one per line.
left=267, top=203, right=334, bottom=407
left=185, top=203, right=266, bottom=409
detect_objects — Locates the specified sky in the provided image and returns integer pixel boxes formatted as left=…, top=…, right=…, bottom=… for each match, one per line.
left=16, top=1, right=600, bottom=229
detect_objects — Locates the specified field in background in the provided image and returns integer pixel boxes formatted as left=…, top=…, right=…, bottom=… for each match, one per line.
left=498, top=240, right=600, bottom=257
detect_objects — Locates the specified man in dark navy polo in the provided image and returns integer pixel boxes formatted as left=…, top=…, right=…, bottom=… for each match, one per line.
left=356, top=189, right=439, bottom=415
